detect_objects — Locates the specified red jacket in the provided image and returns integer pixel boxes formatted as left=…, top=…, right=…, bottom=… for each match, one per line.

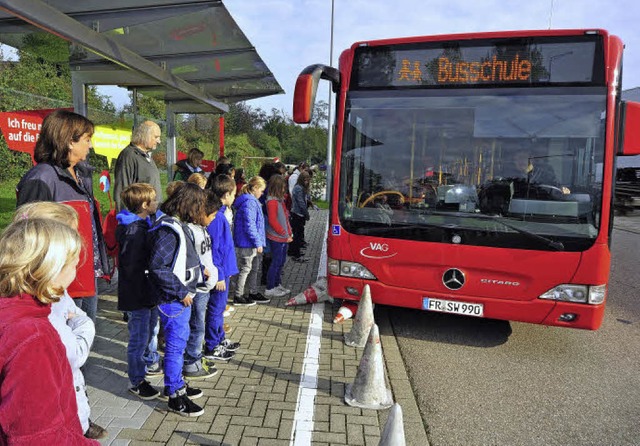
left=0, top=294, right=98, bottom=445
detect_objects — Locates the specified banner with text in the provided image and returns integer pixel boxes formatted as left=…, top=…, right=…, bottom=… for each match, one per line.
left=0, top=109, right=61, bottom=162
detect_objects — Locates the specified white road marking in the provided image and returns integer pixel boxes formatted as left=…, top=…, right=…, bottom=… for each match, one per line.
left=290, top=225, right=328, bottom=446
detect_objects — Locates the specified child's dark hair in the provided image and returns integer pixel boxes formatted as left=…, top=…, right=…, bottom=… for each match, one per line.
left=160, top=182, right=206, bottom=224
left=268, top=174, right=287, bottom=199
left=209, top=174, right=236, bottom=199
left=204, top=189, right=222, bottom=216
left=121, top=183, right=156, bottom=214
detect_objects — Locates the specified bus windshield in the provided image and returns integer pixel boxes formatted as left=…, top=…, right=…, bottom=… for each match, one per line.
left=338, top=87, right=607, bottom=252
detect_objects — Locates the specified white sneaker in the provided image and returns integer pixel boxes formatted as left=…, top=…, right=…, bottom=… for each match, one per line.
left=265, top=288, right=279, bottom=297
left=276, top=285, right=290, bottom=294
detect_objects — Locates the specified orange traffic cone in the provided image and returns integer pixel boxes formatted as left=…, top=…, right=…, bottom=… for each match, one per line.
left=285, top=277, right=330, bottom=306
left=333, top=301, right=358, bottom=324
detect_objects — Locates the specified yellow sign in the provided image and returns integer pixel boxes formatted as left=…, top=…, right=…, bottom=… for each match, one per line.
left=92, top=125, right=131, bottom=167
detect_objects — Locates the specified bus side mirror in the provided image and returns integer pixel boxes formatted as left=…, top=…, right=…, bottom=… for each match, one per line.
left=618, top=100, right=640, bottom=155
left=293, top=64, right=340, bottom=124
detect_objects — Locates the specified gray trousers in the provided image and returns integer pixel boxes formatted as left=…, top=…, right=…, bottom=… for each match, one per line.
left=234, top=248, right=262, bottom=298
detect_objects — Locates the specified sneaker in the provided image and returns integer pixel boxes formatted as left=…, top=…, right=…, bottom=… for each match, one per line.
left=265, top=287, right=288, bottom=298
left=220, top=338, right=241, bottom=352
left=203, top=345, right=234, bottom=361
left=158, top=383, right=203, bottom=401
left=183, top=360, right=218, bottom=380
left=250, top=293, right=271, bottom=304
left=233, top=295, right=257, bottom=307
left=145, top=361, right=163, bottom=377
left=167, top=388, right=204, bottom=417
left=129, top=380, right=161, bottom=400
left=291, top=256, right=309, bottom=263
left=84, top=420, right=108, bottom=440
left=225, top=304, right=235, bottom=313
left=276, top=285, right=291, bottom=294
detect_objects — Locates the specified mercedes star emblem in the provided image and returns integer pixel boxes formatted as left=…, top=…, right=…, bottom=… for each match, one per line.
left=442, top=268, right=465, bottom=290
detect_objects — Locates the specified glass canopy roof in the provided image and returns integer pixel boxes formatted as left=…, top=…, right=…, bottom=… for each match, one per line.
left=0, top=0, right=283, bottom=113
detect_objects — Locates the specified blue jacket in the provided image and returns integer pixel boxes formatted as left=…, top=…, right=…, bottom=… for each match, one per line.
left=148, top=214, right=201, bottom=304
left=115, top=210, right=153, bottom=310
left=232, top=193, right=266, bottom=249
left=207, top=205, right=239, bottom=280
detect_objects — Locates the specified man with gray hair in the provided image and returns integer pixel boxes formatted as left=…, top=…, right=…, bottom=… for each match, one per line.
left=114, top=120, right=163, bottom=211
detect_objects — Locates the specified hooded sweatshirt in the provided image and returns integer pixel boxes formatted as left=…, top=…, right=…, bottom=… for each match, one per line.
left=115, top=209, right=154, bottom=311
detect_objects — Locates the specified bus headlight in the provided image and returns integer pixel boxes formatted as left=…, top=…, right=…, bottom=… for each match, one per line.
left=539, top=284, right=606, bottom=305
left=327, top=258, right=376, bottom=280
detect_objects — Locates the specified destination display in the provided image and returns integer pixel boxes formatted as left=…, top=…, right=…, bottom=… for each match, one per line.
left=352, top=35, right=604, bottom=88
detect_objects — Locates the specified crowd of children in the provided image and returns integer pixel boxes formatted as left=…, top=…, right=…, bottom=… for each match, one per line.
left=113, top=158, right=315, bottom=417
left=0, top=157, right=316, bottom=443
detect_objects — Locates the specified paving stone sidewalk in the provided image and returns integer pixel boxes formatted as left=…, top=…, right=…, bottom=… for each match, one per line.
left=89, top=209, right=428, bottom=446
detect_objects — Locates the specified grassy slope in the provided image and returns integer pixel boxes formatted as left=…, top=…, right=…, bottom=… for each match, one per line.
left=0, top=171, right=169, bottom=232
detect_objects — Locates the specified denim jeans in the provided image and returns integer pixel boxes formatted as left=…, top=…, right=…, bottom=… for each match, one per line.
left=205, top=277, right=228, bottom=351
left=234, top=248, right=262, bottom=298
left=184, top=291, right=209, bottom=365
left=158, top=300, right=191, bottom=395
left=267, top=240, right=288, bottom=290
left=146, top=312, right=160, bottom=367
left=126, top=306, right=159, bottom=386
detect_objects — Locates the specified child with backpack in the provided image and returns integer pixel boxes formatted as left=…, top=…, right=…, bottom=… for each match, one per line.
left=183, top=190, right=221, bottom=379
left=148, top=182, right=207, bottom=417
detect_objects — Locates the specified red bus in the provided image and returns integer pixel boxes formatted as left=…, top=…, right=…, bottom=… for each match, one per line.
left=293, top=29, right=640, bottom=330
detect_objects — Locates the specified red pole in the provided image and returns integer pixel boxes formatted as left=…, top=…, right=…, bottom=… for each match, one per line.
left=219, top=115, right=225, bottom=159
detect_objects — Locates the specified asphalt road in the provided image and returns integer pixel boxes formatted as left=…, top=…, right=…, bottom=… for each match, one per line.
left=382, top=227, right=640, bottom=446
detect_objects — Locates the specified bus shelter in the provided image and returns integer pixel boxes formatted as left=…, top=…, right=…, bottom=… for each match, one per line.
left=0, top=0, right=283, bottom=172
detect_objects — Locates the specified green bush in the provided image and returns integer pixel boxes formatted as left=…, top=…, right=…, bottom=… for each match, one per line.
left=0, top=140, right=33, bottom=181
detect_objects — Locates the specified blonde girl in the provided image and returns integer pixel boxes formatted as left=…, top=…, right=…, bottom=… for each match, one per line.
left=12, top=202, right=106, bottom=439
left=0, top=218, right=97, bottom=444
left=232, top=176, right=268, bottom=305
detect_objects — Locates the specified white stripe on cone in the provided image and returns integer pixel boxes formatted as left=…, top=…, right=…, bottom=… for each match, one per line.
left=333, top=301, right=358, bottom=324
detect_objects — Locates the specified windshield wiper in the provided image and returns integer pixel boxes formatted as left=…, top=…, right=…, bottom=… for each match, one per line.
left=354, top=223, right=451, bottom=236
left=465, top=214, right=565, bottom=251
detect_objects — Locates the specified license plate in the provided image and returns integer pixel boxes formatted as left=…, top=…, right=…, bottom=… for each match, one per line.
left=422, top=298, right=484, bottom=317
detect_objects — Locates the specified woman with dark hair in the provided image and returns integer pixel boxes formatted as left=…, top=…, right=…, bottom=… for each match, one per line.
left=16, top=109, right=109, bottom=322
left=173, top=148, right=204, bottom=181
left=288, top=171, right=311, bottom=262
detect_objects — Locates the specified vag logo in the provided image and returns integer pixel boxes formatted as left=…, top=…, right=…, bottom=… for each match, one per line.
left=359, top=242, right=397, bottom=259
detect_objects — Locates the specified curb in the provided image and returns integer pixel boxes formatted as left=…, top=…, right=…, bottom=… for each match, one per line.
left=378, top=308, right=430, bottom=446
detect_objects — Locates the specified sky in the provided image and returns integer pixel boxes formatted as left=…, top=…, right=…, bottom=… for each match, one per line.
left=99, top=0, right=640, bottom=115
